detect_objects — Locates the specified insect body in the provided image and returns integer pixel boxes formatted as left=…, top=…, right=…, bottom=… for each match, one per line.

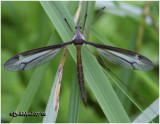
left=4, top=5, right=153, bottom=106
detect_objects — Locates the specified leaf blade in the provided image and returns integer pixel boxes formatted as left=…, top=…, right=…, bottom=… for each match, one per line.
left=41, top=1, right=131, bottom=122
left=11, top=31, right=61, bottom=123
left=43, top=48, right=68, bottom=123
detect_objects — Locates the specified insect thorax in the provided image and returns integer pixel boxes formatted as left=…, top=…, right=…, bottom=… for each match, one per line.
left=72, top=31, right=85, bottom=45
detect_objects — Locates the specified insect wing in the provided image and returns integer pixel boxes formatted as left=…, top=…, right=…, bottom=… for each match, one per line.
left=86, top=41, right=153, bottom=71
left=4, top=47, right=62, bottom=71
left=97, top=48, right=153, bottom=71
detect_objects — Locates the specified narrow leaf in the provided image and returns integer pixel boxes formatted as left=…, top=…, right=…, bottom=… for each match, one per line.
left=68, top=65, right=80, bottom=123
left=41, top=1, right=131, bottom=122
left=11, top=31, right=61, bottom=123
left=133, top=98, right=159, bottom=123
left=43, top=48, right=68, bottom=123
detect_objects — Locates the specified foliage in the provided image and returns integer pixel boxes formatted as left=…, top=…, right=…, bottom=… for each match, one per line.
left=1, top=1, right=159, bottom=123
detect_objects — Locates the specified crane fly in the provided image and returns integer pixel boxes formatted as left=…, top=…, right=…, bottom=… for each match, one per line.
left=4, top=3, right=154, bottom=106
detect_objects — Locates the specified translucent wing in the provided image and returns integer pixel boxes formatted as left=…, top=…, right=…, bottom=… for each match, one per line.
left=4, top=42, right=71, bottom=71
left=86, top=41, right=153, bottom=71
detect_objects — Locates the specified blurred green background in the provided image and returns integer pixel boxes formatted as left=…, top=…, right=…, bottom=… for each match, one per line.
left=1, top=1, right=159, bottom=123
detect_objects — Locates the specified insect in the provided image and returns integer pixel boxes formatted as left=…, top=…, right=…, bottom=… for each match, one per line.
left=4, top=2, right=154, bottom=107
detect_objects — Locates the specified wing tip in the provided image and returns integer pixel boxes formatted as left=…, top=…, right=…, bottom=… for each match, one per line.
left=4, top=56, right=20, bottom=71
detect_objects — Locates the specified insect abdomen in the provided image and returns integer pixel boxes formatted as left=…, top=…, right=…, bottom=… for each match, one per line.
left=76, top=45, right=87, bottom=106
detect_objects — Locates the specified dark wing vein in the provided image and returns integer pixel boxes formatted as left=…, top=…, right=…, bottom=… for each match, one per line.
left=4, top=42, right=72, bottom=71
left=97, top=48, right=136, bottom=70
left=86, top=41, right=153, bottom=71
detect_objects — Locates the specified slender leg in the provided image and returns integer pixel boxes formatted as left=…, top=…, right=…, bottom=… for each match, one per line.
left=52, top=2, right=75, bottom=34
left=76, top=45, right=87, bottom=106
left=64, top=18, right=75, bottom=35
left=83, top=7, right=105, bottom=35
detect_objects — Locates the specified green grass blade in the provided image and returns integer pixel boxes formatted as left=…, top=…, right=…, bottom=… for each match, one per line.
left=42, top=68, right=59, bottom=123
left=67, top=2, right=80, bottom=122
left=82, top=47, right=130, bottom=122
left=11, top=31, right=61, bottom=123
left=43, top=48, right=67, bottom=123
left=40, top=1, right=75, bottom=42
left=2, top=1, right=158, bottom=123
left=135, top=71, right=159, bottom=94
left=41, top=1, right=130, bottom=122
left=68, top=65, right=80, bottom=123
left=92, top=25, right=158, bottom=122
left=133, top=98, right=159, bottom=123
left=104, top=69, right=144, bottom=112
